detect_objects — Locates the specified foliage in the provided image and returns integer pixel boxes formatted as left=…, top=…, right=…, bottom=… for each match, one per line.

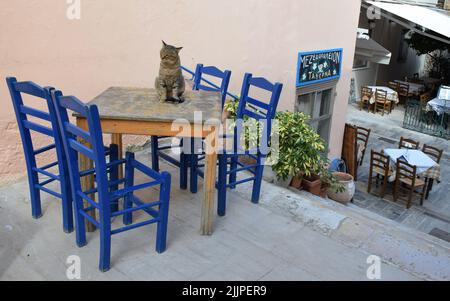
left=405, top=31, right=450, bottom=84
left=319, top=165, right=345, bottom=194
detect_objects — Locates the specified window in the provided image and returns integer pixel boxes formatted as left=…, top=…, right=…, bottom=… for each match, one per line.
left=296, top=88, right=335, bottom=149
left=353, top=57, right=369, bottom=70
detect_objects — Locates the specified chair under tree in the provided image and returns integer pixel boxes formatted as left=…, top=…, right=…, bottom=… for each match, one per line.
left=52, top=90, right=171, bottom=272
left=217, top=73, right=283, bottom=216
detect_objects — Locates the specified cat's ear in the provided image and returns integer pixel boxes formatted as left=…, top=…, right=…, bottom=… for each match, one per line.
left=176, top=47, right=183, bottom=53
left=162, top=40, right=167, bottom=47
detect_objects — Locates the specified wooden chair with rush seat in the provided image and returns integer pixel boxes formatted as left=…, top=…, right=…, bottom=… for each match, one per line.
left=393, top=159, right=426, bottom=209
left=367, top=150, right=392, bottom=198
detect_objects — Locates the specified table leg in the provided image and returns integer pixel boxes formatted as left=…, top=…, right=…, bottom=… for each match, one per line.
left=426, top=178, right=434, bottom=200
left=201, top=125, right=219, bottom=235
left=111, top=133, right=124, bottom=179
left=77, top=118, right=97, bottom=232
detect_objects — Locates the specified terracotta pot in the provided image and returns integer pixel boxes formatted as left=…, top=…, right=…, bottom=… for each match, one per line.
left=302, top=174, right=321, bottom=196
left=327, top=172, right=355, bottom=205
left=290, top=174, right=304, bottom=189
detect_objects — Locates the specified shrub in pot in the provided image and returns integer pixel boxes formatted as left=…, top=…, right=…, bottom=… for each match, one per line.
left=326, top=172, right=355, bottom=204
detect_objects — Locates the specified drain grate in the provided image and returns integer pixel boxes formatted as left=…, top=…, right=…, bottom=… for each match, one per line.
left=378, top=137, right=397, bottom=144
left=429, top=228, right=450, bottom=243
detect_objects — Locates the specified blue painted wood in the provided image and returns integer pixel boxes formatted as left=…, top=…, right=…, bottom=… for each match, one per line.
left=217, top=73, right=283, bottom=216
left=52, top=90, right=171, bottom=272
left=5, top=77, right=73, bottom=233
left=152, top=64, right=232, bottom=194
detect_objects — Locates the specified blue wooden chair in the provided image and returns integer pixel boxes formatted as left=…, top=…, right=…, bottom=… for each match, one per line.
left=217, top=73, right=283, bottom=216
left=185, top=64, right=232, bottom=193
left=151, top=64, right=231, bottom=193
left=52, top=90, right=171, bottom=272
left=6, top=77, right=74, bottom=233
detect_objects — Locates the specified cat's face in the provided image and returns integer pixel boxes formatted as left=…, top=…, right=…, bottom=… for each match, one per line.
left=160, top=41, right=182, bottom=63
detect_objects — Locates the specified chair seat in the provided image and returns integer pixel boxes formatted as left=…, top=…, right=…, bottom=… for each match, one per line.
left=399, top=177, right=426, bottom=188
left=373, top=167, right=392, bottom=176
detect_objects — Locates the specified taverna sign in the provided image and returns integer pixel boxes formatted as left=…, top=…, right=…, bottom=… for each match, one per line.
left=296, top=48, right=343, bottom=87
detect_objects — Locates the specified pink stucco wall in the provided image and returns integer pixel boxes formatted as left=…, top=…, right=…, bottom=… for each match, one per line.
left=0, top=0, right=360, bottom=184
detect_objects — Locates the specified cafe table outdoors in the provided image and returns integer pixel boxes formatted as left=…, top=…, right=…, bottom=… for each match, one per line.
left=384, top=148, right=441, bottom=199
left=394, top=80, right=425, bottom=95
left=366, top=86, right=400, bottom=104
left=75, top=87, right=223, bottom=235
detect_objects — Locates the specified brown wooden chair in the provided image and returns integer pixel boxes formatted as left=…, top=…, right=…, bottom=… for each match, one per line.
left=398, top=83, right=410, bottom=104
left=374, top=89, right=391, bottom=116
left=388, top=81, right=399, bottom=91
left=368, top=150, right=392, bottom=198
left=356, top=126, right=371, bottom=166
left=399, top=137, right=420, bottom=150
left=419, top=92, right=432, bottom=106
left=359, top=87, right=372, bottom=112
left=393, top=159, right=426, bottom=209
left=422, top=144, right=443, bottom=164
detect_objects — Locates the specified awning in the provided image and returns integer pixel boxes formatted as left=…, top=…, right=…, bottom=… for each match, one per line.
left=355, top=36, right=392, bottom=65
left=364, top=0, right=450, bottom=44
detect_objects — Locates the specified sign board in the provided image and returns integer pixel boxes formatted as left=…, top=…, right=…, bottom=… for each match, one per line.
left=296, top=48, right=343, bottom=87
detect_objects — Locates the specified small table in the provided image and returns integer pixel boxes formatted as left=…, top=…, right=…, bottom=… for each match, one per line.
left=394, top=80, right=425, bottom=95
left=76, top=87, right=223, bottom=235
left=366, top=86, right=399, bottom=104
left=384, top=149, right=441, bottom=198
left=427, top=98, right=450, bottom=116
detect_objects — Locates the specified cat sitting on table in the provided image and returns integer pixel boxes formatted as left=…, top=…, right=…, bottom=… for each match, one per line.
left=155, top=41, right=185, bottom=103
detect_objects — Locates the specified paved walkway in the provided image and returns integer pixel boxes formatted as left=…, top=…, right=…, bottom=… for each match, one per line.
left=346, top=104, right=450, bottom=242
left=1, top=147, right=449, bottom=280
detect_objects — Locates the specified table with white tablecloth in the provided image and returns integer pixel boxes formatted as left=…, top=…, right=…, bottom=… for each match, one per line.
left=366, top=86, right=399, bottom=104
left=394, top=80, right=425, bottom=95
left=427, top=98, right=450, bottom=116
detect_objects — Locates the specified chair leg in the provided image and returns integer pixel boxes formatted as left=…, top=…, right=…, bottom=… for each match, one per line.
left=190, top=153, right=199, bottom=194
left=60, top=171, right=74, bottom=233
left=109, top=144, right=119, bottom=213
left=381, top=175, right=388, bottom=199
left=229, top=156, right=238, bottom=189
left=406, top=187, right=414, bottom=209
left=74, top=198, right=87, bottom=248
left=156, top=172, right=171, bottom=254
left=99, top=221, right=112, bottom=273
left=251, top=165, right=264, bottom=204
left=420, top=183, right=426, bottom=206
left=217, top=155, right=228, bottom=217
left=179, top=153, right=188, bottom=190
left=150, top=136, right=160, bottom=172
left=28, top=168, right=43, bottom=219
left=123, top=153, right=135, bottom=226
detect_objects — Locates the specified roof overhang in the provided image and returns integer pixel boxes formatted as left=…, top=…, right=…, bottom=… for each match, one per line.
left=355, top=34, right=392, bottom=65
left=363, top=0, right=450, bottom=44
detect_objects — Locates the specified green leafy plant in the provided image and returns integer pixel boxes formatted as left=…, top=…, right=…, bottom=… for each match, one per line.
left=224, top=102, right=327, bottom=182
left=319, top=165, right=345, bottom=194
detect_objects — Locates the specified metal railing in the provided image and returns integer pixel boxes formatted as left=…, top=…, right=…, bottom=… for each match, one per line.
left=403, top=100, right=450, bottom=139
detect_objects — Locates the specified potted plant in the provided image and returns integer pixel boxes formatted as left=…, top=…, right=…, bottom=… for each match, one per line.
left=319, top=166, right=346, bottom=199
left=326, top=172, right=355, bottom=205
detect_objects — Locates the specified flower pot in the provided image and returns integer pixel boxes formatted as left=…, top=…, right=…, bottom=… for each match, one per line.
left=290, top=174, right=303, bottom=189
left=302, top=174, right=321, bottom=196
left=327, top=172, right=355, bottom=205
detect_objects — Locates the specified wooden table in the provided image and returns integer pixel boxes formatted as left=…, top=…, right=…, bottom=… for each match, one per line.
left=76, top=87, right=222, bottom=235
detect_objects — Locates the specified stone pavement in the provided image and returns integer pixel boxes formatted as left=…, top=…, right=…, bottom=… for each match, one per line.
left=346, top=104, right=450, bottom=242
left=1, top=147, right=449, bottom=281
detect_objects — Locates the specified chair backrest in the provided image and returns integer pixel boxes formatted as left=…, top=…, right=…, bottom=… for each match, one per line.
left=422, top=144, right=443, bottom=164
left=375, top=89, right=387, bottom=103
left=52, top=90, right=110, bottom=210
left=193, top=64, right=232, bottom=109
left=388, top=81, right=399, bottom=91
left=399, top=137, right=420, bottom=150
left=356, top=126, right=371, bottom=148
left=6, top=77, right=66, bottom=170
left=420, top=92, right=431, bottom=104
left=370, top=150, right=390, bottom=175
left=396, top=159, right=417, bottom=183
left=398, top=83, right=410, bottom=96
left=361, top=87, right=372, bottom=100
left=235, top=73, right=283, bottom=154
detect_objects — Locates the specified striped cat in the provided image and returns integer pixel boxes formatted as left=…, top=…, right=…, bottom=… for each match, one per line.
left=155, top=41, right=185, bottom=103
